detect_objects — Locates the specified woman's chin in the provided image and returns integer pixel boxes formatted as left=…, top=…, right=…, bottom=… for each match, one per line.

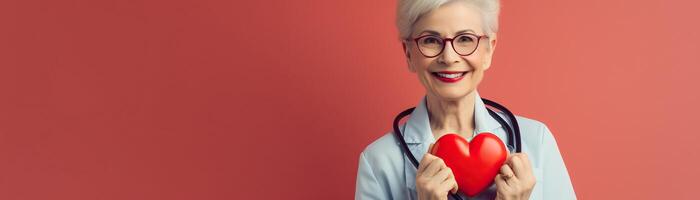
left=432, top=88, right=473, bottom=101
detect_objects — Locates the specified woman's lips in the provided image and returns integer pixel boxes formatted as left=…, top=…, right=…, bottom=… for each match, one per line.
left=431, top=71, right=468, bottom=83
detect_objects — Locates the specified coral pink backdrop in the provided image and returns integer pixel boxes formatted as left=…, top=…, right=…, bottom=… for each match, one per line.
left=1, top=0, right=699, bottom=199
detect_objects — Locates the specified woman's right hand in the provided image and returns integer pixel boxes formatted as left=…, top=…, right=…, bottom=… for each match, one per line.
left=415, top=145, right=459, bottom=200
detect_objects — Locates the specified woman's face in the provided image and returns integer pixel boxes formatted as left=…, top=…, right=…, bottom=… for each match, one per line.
left=403, top=1, right=497, bottom=101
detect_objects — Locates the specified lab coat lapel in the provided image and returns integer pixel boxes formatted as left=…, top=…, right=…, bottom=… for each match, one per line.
left=402, top=96, right=433, bottom=192
left=473, top=91, right=503, bottom=134
left=473, top=91, right=510, bottom=150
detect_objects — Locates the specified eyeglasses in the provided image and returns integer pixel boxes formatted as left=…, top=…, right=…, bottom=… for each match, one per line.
left=409, top=33, right=489, bottom=58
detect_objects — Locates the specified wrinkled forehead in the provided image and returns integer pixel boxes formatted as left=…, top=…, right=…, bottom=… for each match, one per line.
left=411, top=1, right=484, bottom=37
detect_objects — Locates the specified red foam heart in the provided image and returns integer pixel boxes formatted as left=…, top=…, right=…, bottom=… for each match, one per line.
left=429, top=132, right=507, bottom=197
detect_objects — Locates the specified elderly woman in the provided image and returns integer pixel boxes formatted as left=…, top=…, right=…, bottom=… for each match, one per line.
left=355, top=0, right=576, bottom=199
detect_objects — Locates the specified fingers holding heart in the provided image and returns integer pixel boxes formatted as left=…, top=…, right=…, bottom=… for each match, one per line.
left=498, top=164, right=517, bottom=185
left=416, top=152, right=459, bottom=198
left=439, top=167, right=459, bottom=194
left=418, top=154, right=438, bottom=176
left=495, top=163, right=518, bottom=200
left=446, top=168, right=459, bottom=194
left=495, top=153, right=537, bottom=200
left=508, top=153, right=535, bottom=186
left=508, top=154, right=526, bottom=179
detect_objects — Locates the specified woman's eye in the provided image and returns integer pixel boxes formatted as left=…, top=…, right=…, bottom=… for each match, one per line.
left=421, top=37, right=440, bottom=44
left=457, top=36, right=474, bottom=43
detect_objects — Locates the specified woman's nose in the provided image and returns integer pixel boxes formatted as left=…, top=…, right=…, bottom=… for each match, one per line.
left=438, top=42, right=462, bottom=65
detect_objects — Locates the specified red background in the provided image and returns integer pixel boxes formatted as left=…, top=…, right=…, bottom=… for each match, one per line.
left=2, top=0, right=699, bottom=199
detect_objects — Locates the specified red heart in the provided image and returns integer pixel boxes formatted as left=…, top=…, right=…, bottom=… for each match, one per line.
left=429, top=133, right=507, bottom=197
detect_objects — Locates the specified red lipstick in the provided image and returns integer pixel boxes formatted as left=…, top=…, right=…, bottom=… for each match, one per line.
left=431, top=71, right=468, bottom=83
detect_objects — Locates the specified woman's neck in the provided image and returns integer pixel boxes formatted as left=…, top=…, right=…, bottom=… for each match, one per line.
left=426, top=92, right=476, bottom=140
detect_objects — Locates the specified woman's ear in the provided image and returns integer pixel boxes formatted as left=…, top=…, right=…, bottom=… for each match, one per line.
left=402, top=42, right=411, bottom=59
left=402, top=42, right=416, bottom=73
left=483, top=37, right=497, bottom=70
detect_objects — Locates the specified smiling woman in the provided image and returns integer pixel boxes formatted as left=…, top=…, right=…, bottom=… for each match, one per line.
left=355, top=0, right=576, bottom=199
left=403, top=1, right=495, bottom=104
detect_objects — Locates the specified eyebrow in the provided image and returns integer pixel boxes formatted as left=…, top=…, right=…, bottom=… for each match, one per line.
left=417, top=29, right=476, bottom=37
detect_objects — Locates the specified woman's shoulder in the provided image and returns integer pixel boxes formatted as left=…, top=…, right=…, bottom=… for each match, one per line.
left=512, top=114, right=556, bottom=143
left=511, top=114, right=563, bottom=167
left=356, top=132, right=412, bottom=199
left=490, top=111, right=554, bottom=144
left=359, top=131, right=404, bottom=166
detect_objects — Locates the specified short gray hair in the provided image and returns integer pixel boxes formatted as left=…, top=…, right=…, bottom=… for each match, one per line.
left=396, top=0, right=500, bottom=40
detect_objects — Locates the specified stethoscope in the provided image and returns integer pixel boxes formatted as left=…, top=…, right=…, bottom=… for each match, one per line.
left=392, top=98, right=521, bottom=200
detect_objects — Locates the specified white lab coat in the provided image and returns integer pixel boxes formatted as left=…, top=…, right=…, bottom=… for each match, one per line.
left=355, top=91, right=576, bottom=199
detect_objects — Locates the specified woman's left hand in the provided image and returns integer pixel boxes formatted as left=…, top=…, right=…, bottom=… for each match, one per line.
left=494, top=153, right=536, bottom=200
